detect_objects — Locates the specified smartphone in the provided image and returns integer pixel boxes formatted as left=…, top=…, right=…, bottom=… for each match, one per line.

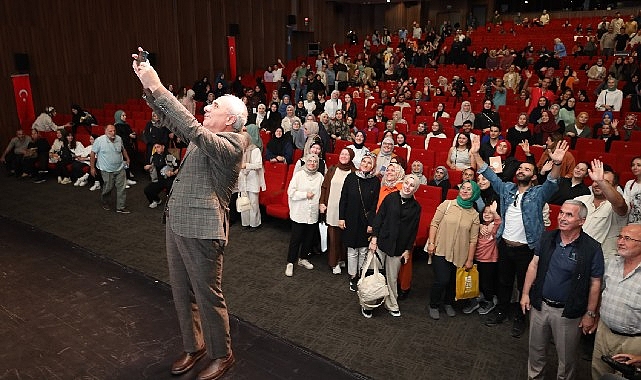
left=137, top=50, right=149, bottom=63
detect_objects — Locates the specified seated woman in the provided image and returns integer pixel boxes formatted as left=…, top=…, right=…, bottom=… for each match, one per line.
left=491, top=140, right=536, bottom=182
left=287, top=119, right=307, bottom=151
left=142, top=111, right=171, bottom=162
left=595, top=119, right=620, bottom=152
left=533, top=110, right=561, bottom=146
left=372, top=137, right=399, bottom=177
left=454, top=101, right=475, bottom=132
left=390, top=110, right=408, bottom=132
left=143, top=142, right=179, bottom=209
left=565, top=111, right=592, bottom=143
left=71, top=135, right=95, bottom=187
left=446, top=133, right=474, bottom=171
left=410, top=160, right=428, bottom=185
left=506, top=113, right=535, bottom=155
left=432, top=103, right=451, bottom=122
left=56, top=132, right=84, bottom=185
left=293, top=139, right=326, bottom=175
left=424, top=121, right=448, bottom=150
left=395, top=132, right=411, bottom=163
left=265, top=127, right=293, bottom=164
left=346, top=130, right=370, bottom=167
left=427, top=165, right=451, bottom=202
left=70, top=104, right=97, bottom=135
left=558, top=97, right=576, bottom=130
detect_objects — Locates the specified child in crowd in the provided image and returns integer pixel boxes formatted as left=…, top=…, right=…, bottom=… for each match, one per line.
left=463, top=201, right=501, bottom=315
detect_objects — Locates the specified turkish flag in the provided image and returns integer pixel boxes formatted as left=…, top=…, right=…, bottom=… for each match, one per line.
left=227, top=36, right=237, bottom=79
left=12, top=74, right=36, bottom=131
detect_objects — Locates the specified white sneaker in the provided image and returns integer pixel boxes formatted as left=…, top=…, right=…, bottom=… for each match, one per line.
left=57, top=176, right=63, bottom=184
left=149, top=201, right=159, bottom=209
left=332, top=265, right=341, bottom=275
left=89, top=183, right=101, bottom=191
left=285, top=263, right=294, bottom=277
left=125, top=184, right=131, bottom=189
left=78, top=179, right=88, bottom=187
left=298, top=258, right=314, bottom=270
left=127, top=179, right=137, bottom=185
left=60, top=177, right=72, bottom=185
left=74, top=179, right=81, bottom=186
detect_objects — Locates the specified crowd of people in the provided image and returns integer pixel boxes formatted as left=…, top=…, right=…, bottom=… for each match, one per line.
left=3, top=10, right=641, bottom=380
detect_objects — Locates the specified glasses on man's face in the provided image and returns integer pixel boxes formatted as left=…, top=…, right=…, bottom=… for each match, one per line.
left=617, top=235, right=641, bottom=243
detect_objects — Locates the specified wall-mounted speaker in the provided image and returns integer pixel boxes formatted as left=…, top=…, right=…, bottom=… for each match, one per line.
left=287, top=15, right=297, bottom=25
left=229, top=23, right=240, bottom=36
left=14, top=53, right=29, bottom=73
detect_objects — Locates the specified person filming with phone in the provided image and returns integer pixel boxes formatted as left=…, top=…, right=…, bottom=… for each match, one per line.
left=132, top=47, right=248, bottom=380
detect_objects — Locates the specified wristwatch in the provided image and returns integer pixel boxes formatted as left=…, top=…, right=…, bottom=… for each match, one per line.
left=586, top=310, right=597, bottom=318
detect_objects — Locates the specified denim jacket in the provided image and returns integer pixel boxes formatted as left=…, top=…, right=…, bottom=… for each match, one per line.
left=478, top=163, right=558, bottom=248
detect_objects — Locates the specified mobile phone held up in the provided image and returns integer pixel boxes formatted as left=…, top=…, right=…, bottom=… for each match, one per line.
left=137, top=50, right=149, bottom=64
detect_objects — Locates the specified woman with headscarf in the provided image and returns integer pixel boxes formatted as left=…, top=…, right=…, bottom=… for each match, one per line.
left=475, top=173, right=500, bottom=212
left=238, top=125, right=266, bottom=230
left=372, top=136, right=397, bottom=177
left=278, top=95, right=292, bottom=118
left=528, top=96, right=549, bottom=125
left=142, top=111, right=171, bottom=161
left=320, top=148, right=356, bottom=275
left=263, top=102, right=282, bottom=133
left=558, top=97, right=576, bottom=129
left=377, top=162, right=405, bottom=209
left=70, top=104, right=96, bottom=135
left=432, top=103, right=451, bottom=123
left=425, top=180, right=481, bottom=320
left=428, top=165, right=451, bottom=202
left=548, top=104, right=566, bottom=132
left=265, top=127, right=293, bottom=164
left=287, top=119, right=307, bottom=151
left=533, top=109, right=560, bottom=145
left=363, top=174, right=421, bottom=318
left=339, top=153, right=380, bottom=292
left=493, top=140, right=536, bottom=182
left=474, top=99, right=501, bottom=133
left=114, top=110, right=137, bottom=184
left=564, top=111, right=592, bottom=140
left=294, top=139, right=326, bottom=175
left=411, top=160, right=428, bottom=185
left=346, top=130, right=370, bottom=167
left=285, top=154, right=324, bottom=277
left=595, top=117, right=620, bottom=152
left=180, top=89, right=197, bottom=115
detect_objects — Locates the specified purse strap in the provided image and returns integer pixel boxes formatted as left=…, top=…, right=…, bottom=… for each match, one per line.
left=359, top=249, right=384, bottom=280
left=356, top=178, right=369, bottom=221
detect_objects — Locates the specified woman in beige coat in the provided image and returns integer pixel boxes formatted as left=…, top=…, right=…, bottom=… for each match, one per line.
left=425, top=180, right=481, bottom=320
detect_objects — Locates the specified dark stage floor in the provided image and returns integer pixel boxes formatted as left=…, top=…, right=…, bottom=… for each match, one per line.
left=0, top=173, right=594, bottom=379
left=0, top=217, right=366, bottom=380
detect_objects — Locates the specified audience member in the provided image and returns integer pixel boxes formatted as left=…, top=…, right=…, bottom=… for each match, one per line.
left=143, top=143, right=179, bottom=209
left=31, top=106, right=66, bottom=132
left=595, top=77, right=623, bottom=112
left=1, top=129, right=32, bottom=177
left=237, top=125, right=265, bottom=230
left=547, top=162, right=591, bottom=205
left=91, top=124, right=131, bottom=214
left=265, top=127, right=293, bottom=164
left=520, top=199, right=603, bottom=380
left=591, top=224, right=641, bottom=379
left=624, top=156, right=641, bottom=224
left=428, top=165, right=451, bottom=202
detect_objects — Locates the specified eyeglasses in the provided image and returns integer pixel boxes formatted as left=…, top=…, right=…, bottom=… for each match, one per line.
left=513, top=193, right=520, bottom=207
left=617, top=235, right=641, bottom=243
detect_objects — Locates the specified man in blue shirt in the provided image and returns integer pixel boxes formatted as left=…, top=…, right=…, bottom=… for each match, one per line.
left=470, top=137, right=569, bottom=338
left=91, top=124, right=131, bottom=213
left=520, top=200, right=604, bottom=380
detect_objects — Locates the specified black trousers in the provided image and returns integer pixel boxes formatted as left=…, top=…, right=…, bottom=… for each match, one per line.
left=287, top=221, right=317, bottom=264
left=496, top=239, right=533, bottom=317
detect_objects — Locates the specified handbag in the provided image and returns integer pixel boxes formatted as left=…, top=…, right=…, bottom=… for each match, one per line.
left=319, top=221, right=328, bottom=253
left=455, top=265, right=480, bottom=300
left=236, top=192, right=251, bottom=212
left=357, top=250, right=389, bottom=308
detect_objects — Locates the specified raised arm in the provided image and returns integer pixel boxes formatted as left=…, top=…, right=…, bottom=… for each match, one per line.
left=588, top=159, right=628, bottom=216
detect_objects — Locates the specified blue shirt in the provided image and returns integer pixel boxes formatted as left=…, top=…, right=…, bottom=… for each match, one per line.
left=92, top=135, right=125, bottom=172
left=479, top=163, right=558, bottom=248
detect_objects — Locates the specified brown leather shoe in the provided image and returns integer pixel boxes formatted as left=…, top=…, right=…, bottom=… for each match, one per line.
left=197, top=352, right=235, bottom=380
left=170, top=348, right=206, bottom=375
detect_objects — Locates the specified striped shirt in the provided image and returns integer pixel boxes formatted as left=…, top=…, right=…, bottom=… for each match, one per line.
left=600, top=256, right=641, bottom=335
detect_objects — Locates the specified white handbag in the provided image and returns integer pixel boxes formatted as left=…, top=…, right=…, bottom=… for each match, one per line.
left=236, top=192, right=251, bottom=212
left=357, top=250, right=389, bottom=308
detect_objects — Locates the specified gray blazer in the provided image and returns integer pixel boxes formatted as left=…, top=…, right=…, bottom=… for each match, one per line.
left=145, top=88, right=248, bottom=242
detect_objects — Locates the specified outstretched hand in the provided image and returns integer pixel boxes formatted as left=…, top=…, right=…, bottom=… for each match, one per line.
left=588, top=159, right=605, bottom=182
left=548, top=139, right=569, bottom=163
left=131, top=47, right=162, bottom=92
left=470, top=136, right=481, bottom=154
left=519, top=139, right=530, bottom=155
